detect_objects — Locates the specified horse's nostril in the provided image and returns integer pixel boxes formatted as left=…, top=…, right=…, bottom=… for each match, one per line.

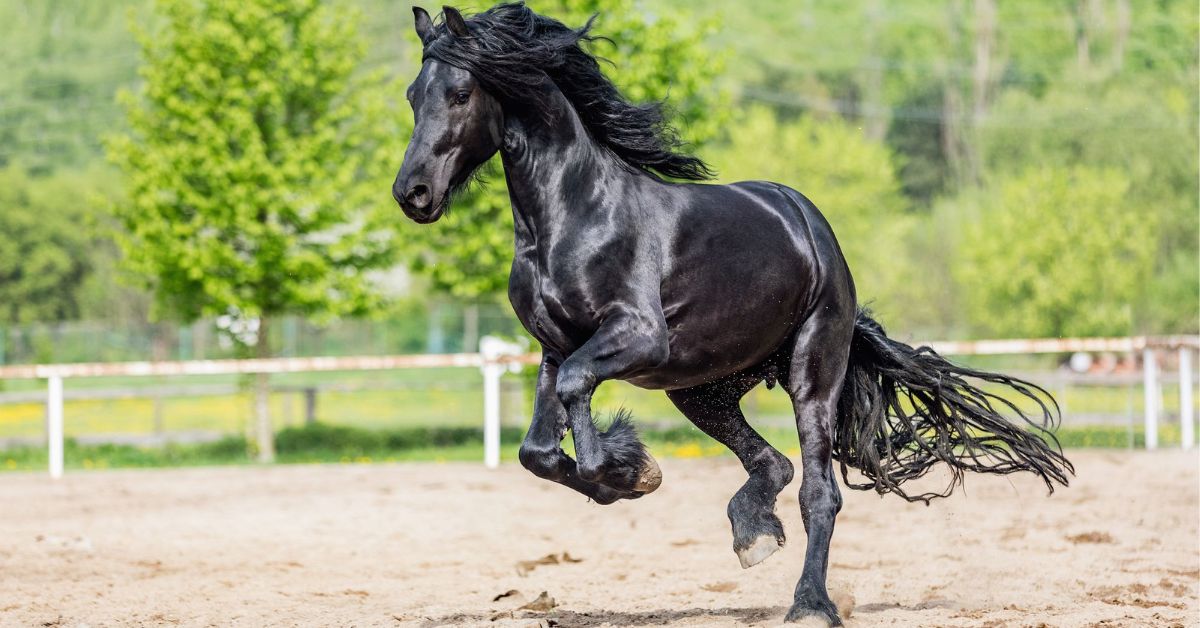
left=405, top=184, right=431, bottom=209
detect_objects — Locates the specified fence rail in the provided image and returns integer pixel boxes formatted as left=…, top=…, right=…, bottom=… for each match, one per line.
left=0, top=352, right=536, bottom=379
left=2, top=335, right=1196, bottom=478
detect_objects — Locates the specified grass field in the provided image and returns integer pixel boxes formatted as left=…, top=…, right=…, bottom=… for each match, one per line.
left=0, top=420, right=1184, bottom=473
left=0, top=367, right=1183, bottom=438
left=0, top=363, right=1190, bottom=474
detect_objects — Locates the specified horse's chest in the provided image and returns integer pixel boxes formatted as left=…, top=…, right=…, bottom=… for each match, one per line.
left=508, top=249, right=585, bottom=356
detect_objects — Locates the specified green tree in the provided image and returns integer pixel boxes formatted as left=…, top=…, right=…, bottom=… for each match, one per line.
left=0, top=165, right=97, bottom=323
left=952, top=166, right=1157, bottom=338
left=712, top=106, right=916, bottom=327
left=107, top=0, right=402, bottom=461
left=402, top=0, right=730, bottom=300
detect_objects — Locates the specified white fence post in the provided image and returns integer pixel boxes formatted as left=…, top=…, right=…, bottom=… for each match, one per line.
left=481, top=362, right=502, bottom=469
left=1143, top=348, right=1158, bottom=450
left=479, top=336, right=527, bottom=469
left=1180, top=348, right=1194, bottom=451
left=47, top=375, right=64, bottom=479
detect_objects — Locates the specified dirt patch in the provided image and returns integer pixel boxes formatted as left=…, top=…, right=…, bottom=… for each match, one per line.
left=1067, top=531, right=1117, bottom=544
left=0, top=451, right=1196, bottom=626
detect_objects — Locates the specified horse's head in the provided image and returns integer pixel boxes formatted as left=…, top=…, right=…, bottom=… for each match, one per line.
left=393, top=6, right=504, bottom=224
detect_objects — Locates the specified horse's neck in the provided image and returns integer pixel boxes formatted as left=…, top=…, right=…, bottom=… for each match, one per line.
left=500, top=88, right=633, bottom=242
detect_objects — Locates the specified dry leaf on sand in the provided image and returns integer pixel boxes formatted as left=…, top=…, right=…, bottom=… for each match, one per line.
left=492, top=589, right=521, bottom=602
left=516, top=552, right=582, bottom=576
left=1066, top=532, right=1115, bottom=544
left=517, top=591, right=557, bottom=612
left=516, top=554, right=559, bottom=576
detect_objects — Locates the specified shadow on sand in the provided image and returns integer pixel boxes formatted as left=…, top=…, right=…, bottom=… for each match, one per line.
left=419, top=605, right=790, bottom=627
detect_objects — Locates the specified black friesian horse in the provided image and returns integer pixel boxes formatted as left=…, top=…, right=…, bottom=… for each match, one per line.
left=393, top=4, right=1073, bottom=625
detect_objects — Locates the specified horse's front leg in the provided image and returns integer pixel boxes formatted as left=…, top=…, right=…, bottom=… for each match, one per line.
left=555, top=307, right=667, bottom=495
left=518, top=354, right=633, bottom=505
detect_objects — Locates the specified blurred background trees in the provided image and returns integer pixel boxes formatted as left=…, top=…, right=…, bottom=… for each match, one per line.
left=0, top=167, right=96, bottom=323
left=106, top=0, right=405, bottom=460
left=0, top=0, right=1195, bottom=356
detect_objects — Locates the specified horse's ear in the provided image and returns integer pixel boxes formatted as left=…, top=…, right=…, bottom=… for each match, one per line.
left=443, top=6, right=469, bottom=37
left=413, top=6, right=435, bottom=44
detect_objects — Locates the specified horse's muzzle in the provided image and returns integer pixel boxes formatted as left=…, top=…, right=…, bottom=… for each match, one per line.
left=393, top=178, right=445, bottom=223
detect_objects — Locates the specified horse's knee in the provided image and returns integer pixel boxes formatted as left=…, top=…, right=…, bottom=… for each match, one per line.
left=555, top=316, right=668, bottom=410
left=518, top=443, right=562, bottom=480
left=751, top=446, right=795, bottom=488
left=554, top=366, right=595, bottom=409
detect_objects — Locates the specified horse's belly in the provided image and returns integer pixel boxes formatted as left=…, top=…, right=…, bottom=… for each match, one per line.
left=628, top=265, right=809, bottom=390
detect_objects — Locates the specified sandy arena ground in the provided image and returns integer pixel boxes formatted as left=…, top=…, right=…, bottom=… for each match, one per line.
left=1, top=451, right=1197, bottom=627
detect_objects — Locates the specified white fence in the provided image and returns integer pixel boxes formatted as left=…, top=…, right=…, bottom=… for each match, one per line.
left=0, top=335, right=1195, bottom=478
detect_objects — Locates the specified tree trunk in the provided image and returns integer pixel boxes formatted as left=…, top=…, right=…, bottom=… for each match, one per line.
left=463, top=303, right=480, bottom=353
left=255, top=315, right=275, bottom=463
left=941, top=0, right=974, bottom=188
left=862, top=0, right=889, bottom=141
left=967, top=0, right=997, bottom=182
left=1075, top=0, right=1091, bottom=72
left=1113, top=0, right=1130, bottom=71
left=971, top=0, right=996, bottom=125
left=192, top=320, right=206, bottom=360
left=427, top=301, right=446, bottom=353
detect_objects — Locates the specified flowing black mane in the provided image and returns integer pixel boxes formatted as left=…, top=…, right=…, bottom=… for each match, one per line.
left=421, top=2, right=713, bottom=181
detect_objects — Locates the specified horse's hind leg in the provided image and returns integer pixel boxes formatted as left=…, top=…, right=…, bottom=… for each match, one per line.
left=783, top=297, right=855, bottom=626
left=666, top=372, right=794, bottom=568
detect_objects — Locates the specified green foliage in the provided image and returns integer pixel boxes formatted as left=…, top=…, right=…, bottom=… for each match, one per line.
left=981, top=84, right=1198, bottom=333
left=0, top=166, right=98, bottom=323
left=402, top=0, right=730, bottom=299
left=0, top=1, right=145, bottom=173
left=274, top=421, right=527, bottom=457
left=106, top=0, right=404, bottom=325
left=711, top=106, right=915, bottom=326
left=952, top=166, right=1157, bottom=337
left=0, top=436, right=250, bottom=470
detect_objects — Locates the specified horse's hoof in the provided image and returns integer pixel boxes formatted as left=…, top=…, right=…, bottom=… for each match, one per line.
left=735, top=534, right=781, bottom=569
left=784, top=614, right=839, bottom=628
left=729, top=503, right=785, bottom=568
left=785, top=592, right=844, bottom=626
left=634, top=453, right=662, bottom=493
left=783, top=606, right=842, bottom=627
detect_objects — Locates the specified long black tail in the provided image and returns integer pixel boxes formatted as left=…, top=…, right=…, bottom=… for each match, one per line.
left=834, top=309, right=1074, bottom=503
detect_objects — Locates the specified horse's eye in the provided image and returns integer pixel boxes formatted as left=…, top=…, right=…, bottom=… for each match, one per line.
left=453, top=90, right=470, bottom=105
